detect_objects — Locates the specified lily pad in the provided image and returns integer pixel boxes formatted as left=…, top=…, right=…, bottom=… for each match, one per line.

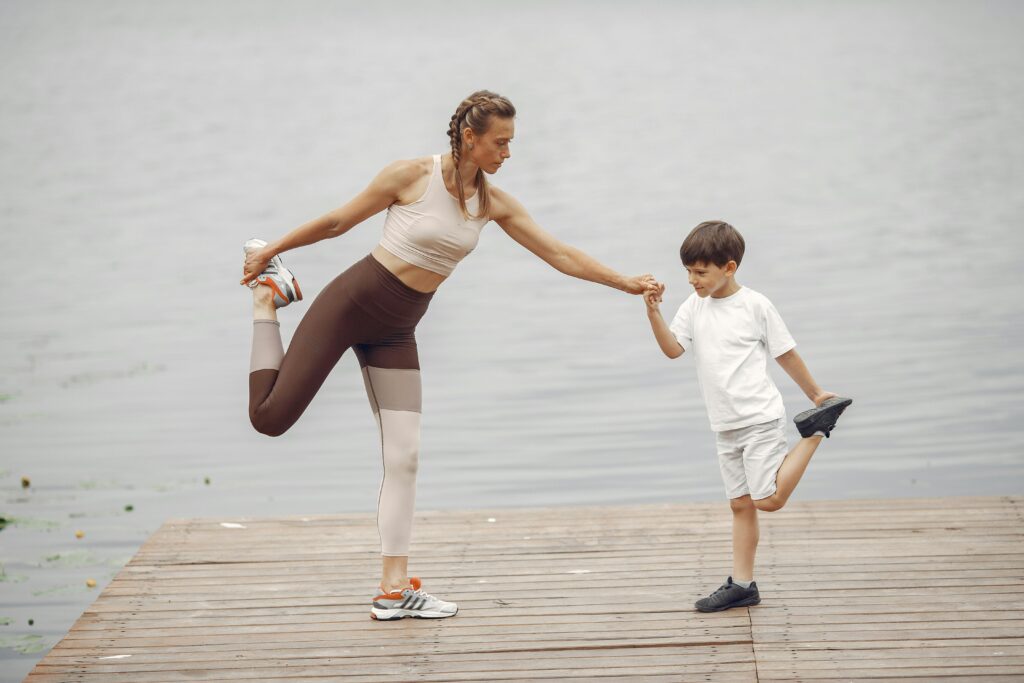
left=40, top=549, right=97, bottom=568
left=0, top=516, right=60, bottom=532
left=0, top=570, right=28, bottom=584
left=32, top=583, right=87, bottom=597
left=0, top=634, right=48, bottom=654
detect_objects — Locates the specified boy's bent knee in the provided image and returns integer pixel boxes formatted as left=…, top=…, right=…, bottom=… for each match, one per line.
left=753, top=496, right=784, bottom=512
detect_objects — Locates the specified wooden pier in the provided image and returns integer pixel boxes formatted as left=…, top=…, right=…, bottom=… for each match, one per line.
left=25, top=496, right=1024, bottom=681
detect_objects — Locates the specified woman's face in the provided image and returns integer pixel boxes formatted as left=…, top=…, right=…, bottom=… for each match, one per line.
left=467, top=117, right=514, bottom=174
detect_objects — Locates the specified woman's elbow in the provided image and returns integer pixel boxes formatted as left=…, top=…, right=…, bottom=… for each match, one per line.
left=322, top=218, right=344, bottom=239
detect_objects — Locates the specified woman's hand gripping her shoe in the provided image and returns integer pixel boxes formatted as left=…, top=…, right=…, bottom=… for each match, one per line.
left=241, top=246, right=273, bottom=287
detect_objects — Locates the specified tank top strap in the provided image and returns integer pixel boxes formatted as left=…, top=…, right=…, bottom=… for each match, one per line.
left=422, top=154, right=442, bottom=199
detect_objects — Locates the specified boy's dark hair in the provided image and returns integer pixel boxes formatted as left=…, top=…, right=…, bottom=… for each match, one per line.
left=680, top=220, right=745, bottom=267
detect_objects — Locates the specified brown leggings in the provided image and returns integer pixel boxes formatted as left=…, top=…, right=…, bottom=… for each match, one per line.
left=248, top=254, right=433, bottom=556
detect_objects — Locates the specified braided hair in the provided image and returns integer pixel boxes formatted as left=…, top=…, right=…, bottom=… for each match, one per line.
left=446, top=90, right=516, bottom=220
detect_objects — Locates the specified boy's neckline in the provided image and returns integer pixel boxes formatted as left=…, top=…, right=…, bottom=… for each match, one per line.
left=709, top=284, right=744, bottom=301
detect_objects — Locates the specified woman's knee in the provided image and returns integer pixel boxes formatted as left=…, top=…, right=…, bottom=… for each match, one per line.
left=249, top=408, right=292, bottom=437
left=384, top=443, right=419, bottom=480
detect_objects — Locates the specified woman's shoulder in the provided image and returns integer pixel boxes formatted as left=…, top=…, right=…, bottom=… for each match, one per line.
left=379, top=156, right=433, bottom=183
left=372, top=156, right=435, bottom=199
left=485, top=183, right=521, bottom=221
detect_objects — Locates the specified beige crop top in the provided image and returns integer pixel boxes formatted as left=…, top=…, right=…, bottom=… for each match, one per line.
left=378, top=154, right=490, bottom=277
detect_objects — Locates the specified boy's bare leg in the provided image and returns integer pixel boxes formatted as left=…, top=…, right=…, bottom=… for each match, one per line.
left=731, top=495, right=759, bottom=581
left=754, top=435, right=823, bottom=512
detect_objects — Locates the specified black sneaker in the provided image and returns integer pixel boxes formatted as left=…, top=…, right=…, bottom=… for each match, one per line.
left=695, top=577, right=760, bottom=612
left=793, top=396, right=853, bottom=438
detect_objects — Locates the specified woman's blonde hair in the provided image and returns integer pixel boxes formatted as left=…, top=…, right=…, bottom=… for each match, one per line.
left=446, top=90, right=516, bottom=219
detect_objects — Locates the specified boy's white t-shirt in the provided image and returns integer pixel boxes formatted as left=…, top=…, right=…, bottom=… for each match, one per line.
left=669, top=287, right=796, bottom=432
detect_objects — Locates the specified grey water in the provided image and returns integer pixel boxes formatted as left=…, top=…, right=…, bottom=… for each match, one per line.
left=1, top=0, right=1023, bottom=678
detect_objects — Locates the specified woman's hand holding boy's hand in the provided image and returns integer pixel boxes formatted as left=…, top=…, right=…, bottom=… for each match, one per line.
left=621, top=274, right=662, bottom=295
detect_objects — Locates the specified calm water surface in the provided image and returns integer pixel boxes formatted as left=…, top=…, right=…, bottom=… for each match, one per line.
left=2, top=0, right=1023, bottom=678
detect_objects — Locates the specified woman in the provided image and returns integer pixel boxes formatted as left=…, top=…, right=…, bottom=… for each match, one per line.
left=241, top=90, right=658, bottom=620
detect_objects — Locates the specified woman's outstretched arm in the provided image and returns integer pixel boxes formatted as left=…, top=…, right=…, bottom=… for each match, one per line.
left=490, top=186, right=656, bottom=295
left=241, top=160, right=428, bottom=286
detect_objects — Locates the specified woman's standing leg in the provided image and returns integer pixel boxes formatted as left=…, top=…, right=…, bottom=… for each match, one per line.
left=358, top=336, right=458, bottom=620
left=354, top=340, right=422, bottom=592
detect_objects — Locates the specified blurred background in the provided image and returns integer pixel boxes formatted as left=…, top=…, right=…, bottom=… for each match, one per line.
left=2, top=0, right=1022, bottom=678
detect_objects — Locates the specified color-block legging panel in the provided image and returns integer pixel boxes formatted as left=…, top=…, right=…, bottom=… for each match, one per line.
left=248, top=256, right=432, bottom=556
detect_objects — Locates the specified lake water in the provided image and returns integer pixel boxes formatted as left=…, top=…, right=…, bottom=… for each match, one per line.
left=2, top=0, right=1023, bottom=678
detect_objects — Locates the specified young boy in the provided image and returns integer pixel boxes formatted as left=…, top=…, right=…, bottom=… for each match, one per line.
left=644, top=220, right=852, bottom=612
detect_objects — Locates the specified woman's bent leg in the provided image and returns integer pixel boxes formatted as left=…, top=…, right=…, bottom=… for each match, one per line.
left=248, top=273, right=368, bottom=437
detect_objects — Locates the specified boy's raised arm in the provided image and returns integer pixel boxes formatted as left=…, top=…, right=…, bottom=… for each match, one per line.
left=644, top=285, right=685, bottom=359
left=775, top=349, right=835, bottom=406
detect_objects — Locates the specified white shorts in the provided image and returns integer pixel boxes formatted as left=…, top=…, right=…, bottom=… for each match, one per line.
left=716, top=418, right=789, bottom=501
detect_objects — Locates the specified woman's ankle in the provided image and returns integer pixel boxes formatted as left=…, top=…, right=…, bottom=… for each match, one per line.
left=252, top=286, right=277, bottom=320
left=381, top=578, right=410, bottom=592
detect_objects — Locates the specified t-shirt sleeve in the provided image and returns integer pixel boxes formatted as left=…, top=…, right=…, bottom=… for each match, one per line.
left=668, top=298, right=694, bottom=350
left=762, top=299, right=797, bottom=358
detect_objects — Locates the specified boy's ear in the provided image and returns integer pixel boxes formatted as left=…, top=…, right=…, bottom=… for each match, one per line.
left=725, top=260, right=738, bottom=276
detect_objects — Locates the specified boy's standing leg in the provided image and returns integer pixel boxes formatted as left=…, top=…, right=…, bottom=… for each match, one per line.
left=730, top=495, right=758, bottom=582
left=697, top=430, right=764, bottom=612
left=696, top=494, right=762, bottom=612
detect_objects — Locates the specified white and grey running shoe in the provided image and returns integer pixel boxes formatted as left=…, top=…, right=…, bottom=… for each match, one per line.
left=243, top=238, right=303, bottom=309
left=370, top=577, right=458, bottom=621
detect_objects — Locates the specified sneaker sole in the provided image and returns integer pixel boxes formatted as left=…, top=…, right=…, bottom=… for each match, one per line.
left=695, top=596, right=761, bottom=613
left=270, top=262, right=302, bottom=303
left=370, top=607, right=458, bottom=621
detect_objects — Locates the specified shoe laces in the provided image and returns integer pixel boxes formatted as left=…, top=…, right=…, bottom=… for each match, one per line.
left=711, top=582, right=733, bottom=597
left=407, top=587, right=438, bottom=603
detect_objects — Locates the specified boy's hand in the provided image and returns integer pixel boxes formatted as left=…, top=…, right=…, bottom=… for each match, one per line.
left=813, top=391, right=837, bottom=407
left=644, top=282, right=666, bottom=311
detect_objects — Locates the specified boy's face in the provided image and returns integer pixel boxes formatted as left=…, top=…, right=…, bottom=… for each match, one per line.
left=685, top=260, right=737, bottom=298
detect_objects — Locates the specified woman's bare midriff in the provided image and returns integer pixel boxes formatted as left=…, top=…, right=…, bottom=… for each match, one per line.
left=371, top=245, right=448, bottom=293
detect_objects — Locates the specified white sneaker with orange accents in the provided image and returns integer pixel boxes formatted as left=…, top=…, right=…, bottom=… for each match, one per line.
left=370, top=577, right=458, bottom=620
left=243, top=238, right=303, bottom=309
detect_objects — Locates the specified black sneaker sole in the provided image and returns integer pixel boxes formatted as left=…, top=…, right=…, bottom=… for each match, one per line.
left=793, top=396, right=853, bottom=438
left=695, top=595, right=761, bottom=613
